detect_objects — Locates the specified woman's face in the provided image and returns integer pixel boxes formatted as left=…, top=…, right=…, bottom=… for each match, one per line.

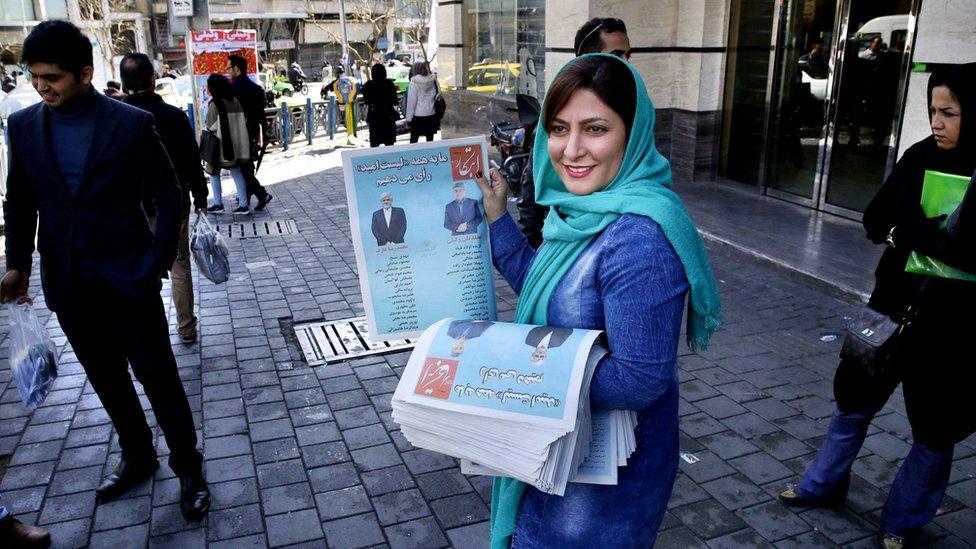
left=930, top=85, right=961, bottom=150
left=547, top=88, right=627, bottom=196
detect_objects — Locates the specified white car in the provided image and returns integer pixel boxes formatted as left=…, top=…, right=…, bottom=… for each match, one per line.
left=155, top=75, right=193, bottom=111
left=0, top=83, right=42, bottom=120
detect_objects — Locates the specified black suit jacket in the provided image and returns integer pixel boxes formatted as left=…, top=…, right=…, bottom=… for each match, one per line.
left=524, top=326, right=573, bottom=349
left=371, top=207, right=407, bottom=245
left=230, top=75, right=267, bottom=143
left=447, top=320, right=494, bottom=340
left=122, top=92, right=209, bottom=213
left=3, top=92, right=182, bottom=312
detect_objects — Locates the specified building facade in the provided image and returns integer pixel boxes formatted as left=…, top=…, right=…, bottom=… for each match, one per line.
left=1, top=0, right=151, bottom=85
left=436, top=0, right=976, bottom=220
left=153, top=0, right=416, bottom=76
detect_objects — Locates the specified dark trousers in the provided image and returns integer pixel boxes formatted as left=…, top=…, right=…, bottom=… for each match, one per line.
left=369, top=119, right=396, bottom=147
left=240, top=159, right=268, bottom=204
left=409, top=115, right=438, bottom=143
left=56, top=277, right=203, bottom=476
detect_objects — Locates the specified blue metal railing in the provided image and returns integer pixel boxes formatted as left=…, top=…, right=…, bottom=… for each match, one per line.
left=186, top=97, right=370, bottom=152
left=265, top=97, right=368, bottom=149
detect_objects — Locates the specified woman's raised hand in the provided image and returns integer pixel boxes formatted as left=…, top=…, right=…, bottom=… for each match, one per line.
left=475, top=168, right=508, bottom=223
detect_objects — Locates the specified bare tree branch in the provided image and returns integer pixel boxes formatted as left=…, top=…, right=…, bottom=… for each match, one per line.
left=304, top=0, right=395, bottom=65
left=395, top=0, right=432, bottom=64
left=76, top=0, right=138, bottom=73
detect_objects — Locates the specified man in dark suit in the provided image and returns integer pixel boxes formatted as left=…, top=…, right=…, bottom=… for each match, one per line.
left=120, top=52, right=209, bottom=344
left=228, top=54, right=273, bottom=210
left=371, top=192, right=407, bottom=245
left=446, top=319, right=494, bottom=356
left=443, top=182, right=483, bottom=235
left=0, top=21, right=210, bottom=520
left=524, top=326, right=574, bottom=366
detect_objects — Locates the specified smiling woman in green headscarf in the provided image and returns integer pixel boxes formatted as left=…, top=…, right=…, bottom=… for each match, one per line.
left=475, top=53, right=722, bottom=547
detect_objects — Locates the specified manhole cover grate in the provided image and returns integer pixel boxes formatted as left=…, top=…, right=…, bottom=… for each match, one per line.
left=295, top=317, right=413, bottom=365
left=217, top=219, right=299, bottom=239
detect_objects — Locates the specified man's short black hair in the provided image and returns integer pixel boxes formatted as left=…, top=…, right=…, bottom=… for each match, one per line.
left=21, top=20, right=93, bottom=79
left=120, top=53, right=154, bottom=93
left=228, top=55, right=248, bottom=75
left=574, top=17, right=628, bottom=56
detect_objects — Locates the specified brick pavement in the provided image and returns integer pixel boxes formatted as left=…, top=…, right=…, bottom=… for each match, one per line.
left=1, top=149, right=974, bottom=548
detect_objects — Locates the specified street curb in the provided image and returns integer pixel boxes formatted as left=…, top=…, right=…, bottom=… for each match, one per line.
left=699, top=229, right=870, bottom=304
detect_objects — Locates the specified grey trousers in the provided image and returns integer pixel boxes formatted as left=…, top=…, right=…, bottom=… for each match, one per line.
left=171, top=214, right=196, bottom=335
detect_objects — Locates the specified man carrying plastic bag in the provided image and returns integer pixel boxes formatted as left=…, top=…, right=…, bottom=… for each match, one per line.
left=190, top=213, right=230, bottom=284
left=6, top=300, right=58, bottom=410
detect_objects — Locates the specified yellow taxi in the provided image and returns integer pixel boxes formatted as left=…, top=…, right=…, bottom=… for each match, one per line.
left=466, top=62, right=520, bottom=94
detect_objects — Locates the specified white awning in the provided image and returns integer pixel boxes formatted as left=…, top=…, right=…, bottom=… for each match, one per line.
left=209, top=12, right=306, bottom=22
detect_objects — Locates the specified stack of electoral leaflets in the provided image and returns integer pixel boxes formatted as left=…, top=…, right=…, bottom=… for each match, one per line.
left=392, top=318, right=638, bottom=495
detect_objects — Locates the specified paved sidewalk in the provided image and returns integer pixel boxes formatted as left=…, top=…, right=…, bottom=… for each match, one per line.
left=0, top=149, right=974, bottom=548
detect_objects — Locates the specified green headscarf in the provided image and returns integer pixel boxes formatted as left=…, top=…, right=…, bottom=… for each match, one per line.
left=489, top=53, right=723, bottom=548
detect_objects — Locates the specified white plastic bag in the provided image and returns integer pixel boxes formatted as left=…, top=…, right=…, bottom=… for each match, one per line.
left=7, top=301, right=58, bottom=410
left=190, top=213, right=230, bottom=284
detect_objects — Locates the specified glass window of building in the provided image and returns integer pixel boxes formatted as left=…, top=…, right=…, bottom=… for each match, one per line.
left=1, top=1, right=36, bottom=20
left=462, top=0, right=544, bottom=96
left=43, top=0, right=68, bottom=19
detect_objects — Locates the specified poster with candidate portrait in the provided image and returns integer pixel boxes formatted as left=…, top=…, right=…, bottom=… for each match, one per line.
left=397, top=318, right=602, bottom=431
left=342, top=137, right=497, bottom=340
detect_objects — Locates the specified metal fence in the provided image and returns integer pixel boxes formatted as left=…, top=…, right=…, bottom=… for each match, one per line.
left=188, top=97, right=369, bottom=152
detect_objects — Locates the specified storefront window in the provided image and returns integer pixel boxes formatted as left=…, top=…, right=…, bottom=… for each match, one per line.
left=462, top=0, right=544, bottom=96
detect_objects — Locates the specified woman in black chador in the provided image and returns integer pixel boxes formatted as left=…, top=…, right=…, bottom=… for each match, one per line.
left=779, top=64, right=976, bottom=548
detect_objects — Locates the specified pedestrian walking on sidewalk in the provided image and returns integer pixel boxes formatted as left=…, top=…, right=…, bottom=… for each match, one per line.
left=405, top=61, right=439, bottom=143
left=779, top=64, right=976, bottom=549
left=0, top=21, right=210, bottom=520
left=120, top=53, right=209, bottom=344
left=361, top=63, right=399, bottom=147
left=204, top=73, right=252, bottom=214
left=475, top=53, right=723, bottom=548
left=228, top=55, right=273, bottom=211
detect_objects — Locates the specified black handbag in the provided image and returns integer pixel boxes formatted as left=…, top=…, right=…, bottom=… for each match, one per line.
left=839, top=306, right=907, bottom=377
left=199, top=129, right=222, bottom=167
left=433, top=81, right=446, bottom=121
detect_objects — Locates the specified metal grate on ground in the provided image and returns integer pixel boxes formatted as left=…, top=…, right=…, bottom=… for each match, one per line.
left=217, top=219, right=299, bottom=239
left=295, top=317, right=414, bottom=365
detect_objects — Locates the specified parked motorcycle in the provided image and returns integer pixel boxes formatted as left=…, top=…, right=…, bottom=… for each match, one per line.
left=489, top=94, right=545, bottom=248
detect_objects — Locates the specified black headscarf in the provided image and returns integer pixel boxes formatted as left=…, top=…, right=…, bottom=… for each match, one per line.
left=924, top=63, right=976, bottom=176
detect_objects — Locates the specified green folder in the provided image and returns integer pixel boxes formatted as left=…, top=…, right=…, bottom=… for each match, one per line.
left=904, top=170, right=976, bottom=281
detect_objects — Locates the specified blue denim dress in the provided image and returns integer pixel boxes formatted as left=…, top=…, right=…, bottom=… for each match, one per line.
left=490, top=212, right=689, bottom=548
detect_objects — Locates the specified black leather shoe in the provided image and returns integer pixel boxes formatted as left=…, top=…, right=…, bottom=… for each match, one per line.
left=179, top=472, right=211, bottom=521
left=255, top=193, right=273, bottom=211
left=0, top=513, right=51, bottom=547
left=96, top=459, right=159, bottom=502
left=778, top=487, right=846, bottom=508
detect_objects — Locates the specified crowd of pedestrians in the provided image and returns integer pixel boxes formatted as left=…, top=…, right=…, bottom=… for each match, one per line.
left=1, top=15, right=975, bottom=549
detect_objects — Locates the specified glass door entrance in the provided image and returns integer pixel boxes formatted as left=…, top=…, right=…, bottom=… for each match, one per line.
left=763, top=0, right=914, bottom=217
left=765, top=0, right=835, bottom=204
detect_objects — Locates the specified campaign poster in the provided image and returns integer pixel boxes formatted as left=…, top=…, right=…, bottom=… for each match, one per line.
left=187, top=29, right=258, bottom=134
left=398, top=319, right=602, bottom=431
left=341, top=137, right=498, bottom=340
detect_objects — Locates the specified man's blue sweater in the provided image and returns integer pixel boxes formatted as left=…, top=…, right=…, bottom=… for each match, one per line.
left=48, top=88, right=98, bottom=195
